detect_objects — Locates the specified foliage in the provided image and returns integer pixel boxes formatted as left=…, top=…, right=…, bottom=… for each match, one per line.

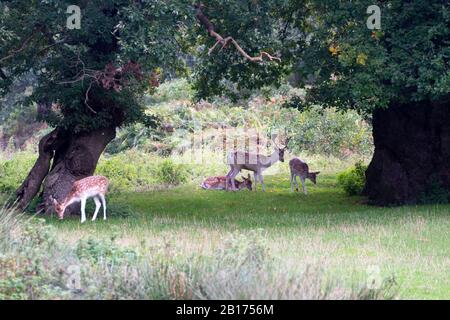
left=0, top=0, right=192, bottom=133
left=193, top=1, right=449, bottom=112
left=0, top=152, right=36, bottom=193
left=147, top=79, right=195, bottom=104
left=2, top=0, right=448, bottom=135
left=0, top=146, right=364, bottom=195
left=190, top=0, right=287, bottom=100
left=337, top=161, right=368, bottom=196
left=154, top=159, right=189, bottom=186
left=135, top=83, right=373, bottom=158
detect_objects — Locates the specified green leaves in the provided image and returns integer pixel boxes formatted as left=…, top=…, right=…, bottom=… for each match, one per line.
left=1, top=0, right=190, bottom=132
left=193, top=0, right=449, bottom=111
left=2, top=0, right=448, bottom=130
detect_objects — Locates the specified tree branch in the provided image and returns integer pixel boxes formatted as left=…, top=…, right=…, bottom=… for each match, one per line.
left=0, top=67, right=7, bottom=80
left=0, top=33, right=36, bottom=63
left=194, top=4, right=281, bottom=63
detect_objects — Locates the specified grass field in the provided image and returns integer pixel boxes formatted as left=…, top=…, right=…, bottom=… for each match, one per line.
left=41, top=173, right=450, bottom=299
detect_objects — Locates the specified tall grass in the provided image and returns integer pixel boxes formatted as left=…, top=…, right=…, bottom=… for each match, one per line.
left=0, top=206, right=396, bottom=300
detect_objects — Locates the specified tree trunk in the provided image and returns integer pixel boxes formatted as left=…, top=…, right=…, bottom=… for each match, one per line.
left=15, top=126, right=116, bottom=214
left=15, top=129, right=63, bottom=209
left=364, top=97, right=450, bottom=205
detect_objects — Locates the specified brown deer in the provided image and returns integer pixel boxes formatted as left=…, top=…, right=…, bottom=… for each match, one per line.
left=226, top=138, right=289, bottom=192
left=50, top=175, right=109, bottom=223
left=289, top=158, right=320, bottom=194
left=201, top=174, right=252, bottom=191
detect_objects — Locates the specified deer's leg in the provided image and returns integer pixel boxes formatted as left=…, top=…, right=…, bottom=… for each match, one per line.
left=294, top=175, right=299, bottom=192
left=225, top=167, right=234, bottom=191
left=253, top=172, right=258, bottom=191
left=92, top=197, right=101, bottom=221
left=301, top=177, right=307, bottom=194
left=80, top=198, right=87, bottom=223
left=228, top=168, right=239, bottom=191
left=100, top=194, right=107, bottom=220
left=290, top=172, right=294, bottom=192
left=259, top=173, right=266, bottom=192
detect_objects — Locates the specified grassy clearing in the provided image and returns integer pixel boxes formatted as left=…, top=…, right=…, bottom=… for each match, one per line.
left=43, top=173, right=450, bottom=299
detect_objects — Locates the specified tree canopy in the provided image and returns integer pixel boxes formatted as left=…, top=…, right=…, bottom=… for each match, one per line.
left=2, top=0, right=448, bottom=125
left=0, top=0, right=193, bottom=133
left=192, top=0, right=449, bottom=112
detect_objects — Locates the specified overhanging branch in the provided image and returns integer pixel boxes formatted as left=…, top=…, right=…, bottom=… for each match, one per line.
left=194, top=4, right=281, bottom=63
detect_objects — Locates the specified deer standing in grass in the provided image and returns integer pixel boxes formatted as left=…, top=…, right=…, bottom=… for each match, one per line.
left=289, top=158, right=320, bottom=194
left=226, top=138, right=289, bottom=192
left=201, top=174, right=252, bottom=190
left=50, top=175, right=109, bottom=223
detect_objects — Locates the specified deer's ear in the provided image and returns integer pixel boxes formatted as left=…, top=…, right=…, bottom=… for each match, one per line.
left=247, top=173, right=251, bottom=179
left=314, top=171, right=321, bottom=175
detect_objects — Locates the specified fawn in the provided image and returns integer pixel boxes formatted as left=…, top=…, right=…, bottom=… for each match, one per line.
left=50, top=175, right=109, bottom=223
left=201, top=174, right=252, bottom=191
left=289, top=158, right=320, bottom=194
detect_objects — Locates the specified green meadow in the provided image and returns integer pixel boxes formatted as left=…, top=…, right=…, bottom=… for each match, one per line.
left=44, top=173, right=450, bottom=299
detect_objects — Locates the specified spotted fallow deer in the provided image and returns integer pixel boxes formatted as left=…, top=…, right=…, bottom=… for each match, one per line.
left=289, top=157, right=320, bottom=194
left=201, top=174, right=252, bottom=191
left=226, top=138, right=289, bottom=192
left=50, top=175, right=109, bottom=223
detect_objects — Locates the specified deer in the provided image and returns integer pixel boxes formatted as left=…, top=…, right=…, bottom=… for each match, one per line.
left=226, top=137, right=289, bottom=192
left=50, top=175, right=109, bottom=223
left=289, top=157, right=320, bottom=194
left=201, top=174, right=252, bottom=191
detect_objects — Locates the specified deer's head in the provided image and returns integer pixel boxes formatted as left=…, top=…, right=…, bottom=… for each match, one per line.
left=277, top=146, right=286, bottom=162
left=241, top=173, right=253, bottom=190
left=274, top=136, right=290, bottom=163
left=307, top=171, right=320, bottom=185
left=50, top=196, right=66, bottom=219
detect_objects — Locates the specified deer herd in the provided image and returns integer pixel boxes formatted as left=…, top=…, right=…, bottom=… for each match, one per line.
left=51, top=137, right=320, bottom=223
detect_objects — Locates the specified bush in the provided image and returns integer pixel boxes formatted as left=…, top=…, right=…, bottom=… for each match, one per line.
left=154, top=159, right=188, bottom=186
left=0, top=152, right=36, bottom=193
left=96, top=151, right=160, bottom=192
left=337, top=162, right=368, bottom=196
left=147, top=78, right=194, bottom=104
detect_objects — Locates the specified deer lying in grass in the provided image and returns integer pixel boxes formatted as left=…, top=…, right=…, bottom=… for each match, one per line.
left=50, top=175, right=109, bottom=223
left=201, top=174, right=252, bottom=190
left=226, top=138, right=289, bottom=192
left=289, top=158, right=320, bottom=194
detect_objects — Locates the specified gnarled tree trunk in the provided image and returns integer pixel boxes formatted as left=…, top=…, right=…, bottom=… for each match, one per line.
left=15, top=129, right=63, bottom=209
left=15, top=126, right=115, bottom=215
left=364, top=97, right=450, bottom=205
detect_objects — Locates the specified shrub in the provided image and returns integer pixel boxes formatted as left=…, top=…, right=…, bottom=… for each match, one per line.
left=95, top=151, right=159, bottom=192
left=337, top=161, right=368, bottom=196
left=0, top=152, right=36, bottom=193
left=147, top=78, right=194, bottom=104
left=154, top=159, right=188, bottom=186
